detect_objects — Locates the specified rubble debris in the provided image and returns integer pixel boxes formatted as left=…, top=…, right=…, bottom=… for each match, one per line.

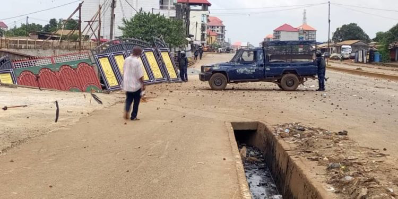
left=274, top=123, right=398, bottom=199
left=55, top=101, right=59, bottom=123
left=238, top=145, right=281, bottom=199
left=338, top=130, right=348, bottom=136
left=2, top=105, right=28, bottom=111
left=91, top=93, right=103, bottom=104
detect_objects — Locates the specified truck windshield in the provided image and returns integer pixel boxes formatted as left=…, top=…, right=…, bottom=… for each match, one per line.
left=230, top=50, right=243, bottom=62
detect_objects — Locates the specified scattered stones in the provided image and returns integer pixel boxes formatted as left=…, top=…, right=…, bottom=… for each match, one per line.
left=327, top=163, right=341, bottom=170
left=338, top=130, right=348, bottom=136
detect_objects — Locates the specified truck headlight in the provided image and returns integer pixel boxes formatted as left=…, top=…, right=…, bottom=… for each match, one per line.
left=204, top=67, right=212, bottom=72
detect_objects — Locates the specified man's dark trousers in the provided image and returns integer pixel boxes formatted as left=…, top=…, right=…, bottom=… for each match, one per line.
left=125, top=89, right=142, bottom=119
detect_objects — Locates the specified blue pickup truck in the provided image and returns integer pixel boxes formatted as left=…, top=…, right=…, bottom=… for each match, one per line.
left=199, top=41, right=318, bottom=91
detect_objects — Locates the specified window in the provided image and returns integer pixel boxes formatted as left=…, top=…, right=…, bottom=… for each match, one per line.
left=241, top=51, right=256, bottom=63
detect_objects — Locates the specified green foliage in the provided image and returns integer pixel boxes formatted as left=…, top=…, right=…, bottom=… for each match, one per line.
left=64, top=19, right=78, bottom=30
left=43, top=18, right=58, bottom=32
left=119, top=11, right=187, bottom=48
left=0, top=29, right=4, bottom=37
left=332, top=23, right=370, bottom=43
left=373, top=23, right=398, bottom=62
left=5, top=23, right=43, bottom=37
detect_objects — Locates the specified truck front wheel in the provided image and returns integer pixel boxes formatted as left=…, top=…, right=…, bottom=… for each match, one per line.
left=209, top=73, right=227, bottom=90
left=280, top=74, right=300, bottom=91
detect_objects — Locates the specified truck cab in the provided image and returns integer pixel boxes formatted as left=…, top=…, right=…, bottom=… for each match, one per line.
left=199, top=41, right=318, bottom=91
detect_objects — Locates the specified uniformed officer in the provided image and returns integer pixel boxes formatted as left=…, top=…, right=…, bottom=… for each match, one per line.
left=315, top=51, right=326, bottom=91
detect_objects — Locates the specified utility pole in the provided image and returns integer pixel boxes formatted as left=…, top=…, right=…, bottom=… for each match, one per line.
left=26, top=16, right=29, bottom=35
left=195, top=21, right=198, bottom=41
left=327, top=1, right=331, bottom=55
left=168, top=0, right=171, bottom=18
left=110, top=0, right=116, bottom=40
left=78, top=2, right=82, bottom=51
left=98, top=5, right=102, bottom=46
left=186, top=0, right=190, bottom=37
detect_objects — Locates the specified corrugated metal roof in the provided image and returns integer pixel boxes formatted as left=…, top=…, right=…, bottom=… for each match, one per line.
left=336, top=40, right=362, bottom=45
left=274, top=24, right=298, bottom=32
left=177, top=0, right=211, bottom=6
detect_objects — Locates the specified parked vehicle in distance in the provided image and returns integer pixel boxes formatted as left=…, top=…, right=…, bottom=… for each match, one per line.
left=341, top=45, right=352, bottom=59
left=199, top=41, right=318, bottom=91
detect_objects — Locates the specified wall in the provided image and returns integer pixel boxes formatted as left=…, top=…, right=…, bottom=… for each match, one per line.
left=1, top=49, right=80, bottom=59
left=280, top=31, right=299, bottom=41
left=190, top=10, right=209, bottom=44
left=81, top=0, right=176, bottom=40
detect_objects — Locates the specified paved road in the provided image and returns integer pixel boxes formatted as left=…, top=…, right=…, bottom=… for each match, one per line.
left=0, top=53, right=397, bottom=198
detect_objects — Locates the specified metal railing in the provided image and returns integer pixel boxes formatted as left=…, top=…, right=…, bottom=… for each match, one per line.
left=0, top=38, right=98, bottom=50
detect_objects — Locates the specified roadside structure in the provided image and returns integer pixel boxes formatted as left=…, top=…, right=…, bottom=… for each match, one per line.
left=335, top=40, right=369, bottom=53
left=273, top=23, right=317, bottom=41
left=207, top=29, right=217, bottom=45
left=390, top=42, right=398, bottom=62
left=264, top=34, right=273, bottom=42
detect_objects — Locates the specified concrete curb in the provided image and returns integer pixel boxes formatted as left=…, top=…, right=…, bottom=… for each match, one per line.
left=225, top=122, right=252, bottom=199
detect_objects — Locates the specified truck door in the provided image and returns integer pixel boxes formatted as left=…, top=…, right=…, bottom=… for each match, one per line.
left=229, top=50, right=263, bottom=81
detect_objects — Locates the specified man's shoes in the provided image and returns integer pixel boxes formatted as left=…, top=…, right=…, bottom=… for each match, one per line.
left=316, top=88, right=325, bottom=91
left=131, top=118, right=140, bottom=121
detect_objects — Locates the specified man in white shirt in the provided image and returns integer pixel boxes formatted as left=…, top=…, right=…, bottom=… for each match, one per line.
left=123, top=47, right=146, bottom=120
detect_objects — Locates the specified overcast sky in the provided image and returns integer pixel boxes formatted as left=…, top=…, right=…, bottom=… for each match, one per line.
left=1, top=0, right=397, bottom=45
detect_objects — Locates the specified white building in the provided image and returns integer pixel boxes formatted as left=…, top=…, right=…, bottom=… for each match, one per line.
left=81, top=0, right=177, bottom=40
left=178, top=0, right=211, bottom=45
left=273, top=24, right=299, bottom=41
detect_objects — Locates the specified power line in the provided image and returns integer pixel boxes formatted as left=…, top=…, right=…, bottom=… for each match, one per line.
left=212, top=4, right=326, bottom=16
left=334, top=4, right=398, bottom=21
left=333, top=3, right=398, bottom=13
left=123, top=0, right=138, bottom=13
left=211, top=2, right=328, bottom=10
left=0, top=0, right=81, bottom=21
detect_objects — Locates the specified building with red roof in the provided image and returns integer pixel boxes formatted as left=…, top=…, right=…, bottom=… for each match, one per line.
left=207, top=16, right=226, bottom=44
left=0, top=21, right=8, bottom=31
left=264, top=34, right=273, bottom=42
left=273, top=23, right=316, bottom=41
left=297, top=23, right=317, bottom=41
left=177, top=0, right=211, bottom=6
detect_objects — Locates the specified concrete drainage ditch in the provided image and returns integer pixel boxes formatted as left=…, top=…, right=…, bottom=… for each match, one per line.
left=227, top=122, right=329, bottom=199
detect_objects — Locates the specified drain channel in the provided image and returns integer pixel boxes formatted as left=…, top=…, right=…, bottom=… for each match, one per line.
left=234, top=129, right=282, bottom=199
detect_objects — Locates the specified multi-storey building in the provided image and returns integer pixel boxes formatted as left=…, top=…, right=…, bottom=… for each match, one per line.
left=207, top=16, right=225, bottom=44
left=272, top=23, right=316, bottom=41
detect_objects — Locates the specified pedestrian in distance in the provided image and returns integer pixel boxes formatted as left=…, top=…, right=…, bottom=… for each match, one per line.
left=194, top=50, right=199, bottom=60
left=123, top=47, right=146, bottom=121
left=179, top=51, right=189, bottom=82
left=199, top=47, right=204, bottom=60
left=315, top=51, right=326, bottom=91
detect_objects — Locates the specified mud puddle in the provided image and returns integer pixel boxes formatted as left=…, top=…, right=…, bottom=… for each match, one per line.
left=239, top=145, right=282, bottom=199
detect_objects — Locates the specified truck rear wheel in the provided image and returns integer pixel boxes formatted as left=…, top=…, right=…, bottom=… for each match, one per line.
left=280, top=74, right=300, bottom=91
left=209, top=73, right=227, bottom=90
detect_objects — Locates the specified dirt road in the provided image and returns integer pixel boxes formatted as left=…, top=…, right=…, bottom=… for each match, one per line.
left=0, top=53, right=397, bottom=198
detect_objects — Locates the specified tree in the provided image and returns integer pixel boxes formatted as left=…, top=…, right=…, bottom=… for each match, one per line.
left=0, top=29, right=4, bottom=37
left=373, top=23, right=398, bottom=62
left=119, top=11, right=186, bottom=48
left=43, top=18, right=58, bottom=32
left=5, top=23, right=43, bottom=37
left=332, top=23, right=370, bottom=43
left=64, top=19, right=79, bottom=30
